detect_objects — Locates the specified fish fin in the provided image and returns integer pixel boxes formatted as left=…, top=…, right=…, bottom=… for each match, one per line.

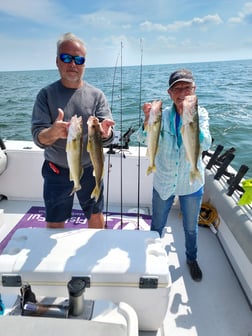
left=91, top=185, right=101, bottom=202
left=87, top=141, right=91, bottom=153
left=80, top=167, right=84, bottom=179
left=92, top=168, right=96, bottom=177
left=69, top=184, right=82, bottom=196
left=146, top=148, right=149, bottom=157
left=189, top=169, right=202, bottom=185
left=69, top=169, right=83, bottom=184
left=146, top=165, right=156, bottom=176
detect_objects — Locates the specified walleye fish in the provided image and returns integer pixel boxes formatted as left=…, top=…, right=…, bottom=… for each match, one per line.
left=66, top=115, right=83, bottom=195
left=87, top=116, right=104, bottom=201
left=146, top=100, right=162, bottom=175
left=181, top=95, right=202, bottom=184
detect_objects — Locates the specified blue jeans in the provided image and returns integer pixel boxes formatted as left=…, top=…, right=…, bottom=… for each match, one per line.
left=151, top=187, right=203, bottom=261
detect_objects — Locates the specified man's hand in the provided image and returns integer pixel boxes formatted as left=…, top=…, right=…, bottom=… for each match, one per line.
left=50, top=108, right=70, bottom=139
left=38, top=108, right=70, bottom=146
left=100, top=119, right=115, bottom=139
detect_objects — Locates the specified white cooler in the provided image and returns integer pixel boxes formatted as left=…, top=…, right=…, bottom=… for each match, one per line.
left=0, top=228, right=170, bottom=330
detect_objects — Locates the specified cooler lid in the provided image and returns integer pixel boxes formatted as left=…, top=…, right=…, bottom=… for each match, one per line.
left=0, top=228, right=170, bottom=288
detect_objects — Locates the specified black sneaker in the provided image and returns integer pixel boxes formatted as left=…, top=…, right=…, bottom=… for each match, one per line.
left=187, top=260, right=202, bottom=281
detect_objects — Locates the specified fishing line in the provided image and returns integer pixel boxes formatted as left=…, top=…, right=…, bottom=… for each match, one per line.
left=137, top=38, right=144, bottom=229
left=105, top=52, right=119, bottom=227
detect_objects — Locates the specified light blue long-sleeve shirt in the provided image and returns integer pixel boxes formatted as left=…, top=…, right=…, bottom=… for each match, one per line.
left=138, top=103, right=212, bottom=200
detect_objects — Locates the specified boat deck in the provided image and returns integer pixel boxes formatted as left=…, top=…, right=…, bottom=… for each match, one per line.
left=0, top=199, right=251, bottom=336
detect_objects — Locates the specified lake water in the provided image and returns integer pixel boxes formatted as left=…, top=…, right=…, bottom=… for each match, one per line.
left=0, top=59, right=251, bottom=174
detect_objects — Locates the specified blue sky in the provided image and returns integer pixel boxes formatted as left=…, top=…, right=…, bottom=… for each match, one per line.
left=0, top=0, right=251, bottom=71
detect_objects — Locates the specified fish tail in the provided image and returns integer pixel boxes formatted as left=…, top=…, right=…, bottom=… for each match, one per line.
left=146, top=165, right=156, bottom=176
left=189, top=169, right=202, bottom=185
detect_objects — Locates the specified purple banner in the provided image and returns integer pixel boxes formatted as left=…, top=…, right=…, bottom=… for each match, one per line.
left=0, top=207, right=151, bottom=253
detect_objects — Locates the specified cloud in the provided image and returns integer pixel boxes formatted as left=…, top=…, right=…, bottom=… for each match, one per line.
left=79, top=10, right=135, bottom=30
left=228, top=2, right=252, bottom=24
left=0, top=0, right=65, bottom=25
left=140, top=14, right=223, bottom=32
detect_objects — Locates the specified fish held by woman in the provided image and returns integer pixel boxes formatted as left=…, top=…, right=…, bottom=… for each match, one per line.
left=181, top=95, right=202, bottom=184
left=87, top=116, right=104, bottom=201
left=66, top=114, right=83, bottom=195
left=146, top=100, right=162, bottom=176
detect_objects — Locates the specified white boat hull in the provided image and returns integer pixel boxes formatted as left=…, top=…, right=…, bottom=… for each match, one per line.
left=0, top=140, right=252, bottom=335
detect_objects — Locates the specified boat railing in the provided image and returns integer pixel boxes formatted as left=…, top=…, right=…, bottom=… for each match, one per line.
left=203, top=145, right=252, bottom=220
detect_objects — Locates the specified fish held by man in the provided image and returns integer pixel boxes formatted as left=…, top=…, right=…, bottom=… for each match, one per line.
left=146, top=100, right=162, bottom=176
left=66, top=114, right=83, bottom=195
left=181, top=95, right=202, bottom=184
left=87, top=116, right=104, bottom=201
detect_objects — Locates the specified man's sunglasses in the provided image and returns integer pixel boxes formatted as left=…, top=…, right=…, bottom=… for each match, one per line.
left=59, top=53, right=85, bottom=65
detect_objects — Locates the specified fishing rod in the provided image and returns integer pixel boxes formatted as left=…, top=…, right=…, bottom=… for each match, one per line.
left=137, top=38, right=144, bottom=229
left=120, top=41, right=124, bottom=229
left=105, top=52, right=120, bottom=227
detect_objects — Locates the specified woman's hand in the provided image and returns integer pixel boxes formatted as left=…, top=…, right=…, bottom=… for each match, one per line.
left=142, top=102, right=152, bottom=129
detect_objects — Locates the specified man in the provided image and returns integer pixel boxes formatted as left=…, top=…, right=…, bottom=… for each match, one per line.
left=140, top=69, right=212, bottom=281
left=31, top=32, right=114, bottom=229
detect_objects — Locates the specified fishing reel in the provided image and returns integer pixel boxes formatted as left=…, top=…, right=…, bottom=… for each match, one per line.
left=106, top=127, right=135, bottom=153
left=120, top=127, right=135, bottom=149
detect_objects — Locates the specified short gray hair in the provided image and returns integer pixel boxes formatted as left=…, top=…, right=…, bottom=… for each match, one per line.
left=57, top=32, right=86, bottom=55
